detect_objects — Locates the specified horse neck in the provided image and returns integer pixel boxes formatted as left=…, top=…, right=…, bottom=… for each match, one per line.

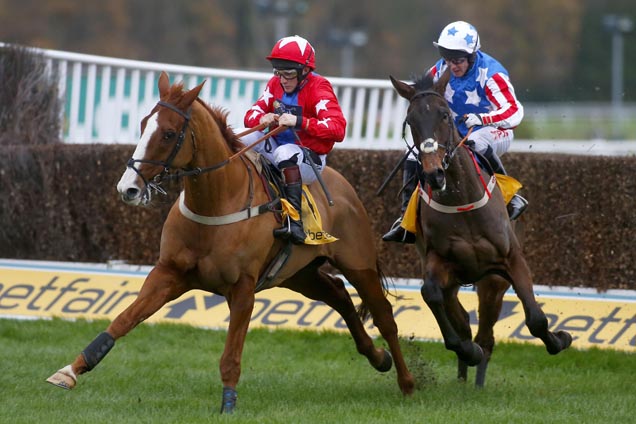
left=436, top=146, right=486, bottom=203
left=182, top=107, right=251, bottom=216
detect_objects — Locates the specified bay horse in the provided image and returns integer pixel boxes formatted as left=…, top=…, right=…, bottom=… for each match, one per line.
left=46, top=71, right=415, bottom=413
left=390, top=72, right=572, bottom=387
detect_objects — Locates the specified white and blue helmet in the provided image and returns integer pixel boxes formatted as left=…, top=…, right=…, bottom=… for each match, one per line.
left=433, top=21, right=481, bottom=59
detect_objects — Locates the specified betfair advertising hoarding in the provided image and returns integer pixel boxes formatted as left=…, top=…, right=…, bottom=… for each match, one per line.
left=0, top=260, right=634, bottom=351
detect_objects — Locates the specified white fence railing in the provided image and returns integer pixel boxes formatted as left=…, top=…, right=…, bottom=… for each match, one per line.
left=4, top=43, right=636, bottom=155
left=29, top=45, right=408, bottom=150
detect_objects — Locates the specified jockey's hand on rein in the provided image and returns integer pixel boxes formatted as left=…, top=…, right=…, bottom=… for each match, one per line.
left=259, top=113, right=278, bottom=126
left=463, top=113, right=483, bottom=128
left=278, top=113, right=297, bottom=127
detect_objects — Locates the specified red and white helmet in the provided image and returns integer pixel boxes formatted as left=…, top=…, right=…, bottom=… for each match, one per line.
left=433, top=21, right=481, bottom=59
left=267, top=35, right=316, bottom=70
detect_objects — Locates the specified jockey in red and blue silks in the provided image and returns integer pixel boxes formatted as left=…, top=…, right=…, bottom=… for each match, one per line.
left=239, top=35, right=346, bottom=244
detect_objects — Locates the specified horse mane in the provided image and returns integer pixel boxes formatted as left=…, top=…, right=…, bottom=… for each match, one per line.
left=166, top=82, right=242, bottom=152
left=195, top=98, right=244, bottom=152
left=411, top=69, right=450, bottom=97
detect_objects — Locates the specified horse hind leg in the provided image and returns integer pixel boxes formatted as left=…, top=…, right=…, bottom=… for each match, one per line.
left=340, top=266, right=415, bottom=395
left=282, top=266, right=414, bottom=395
left=282, top=268, right=389, bottom=369
left=47, top=265, right=189, bottom=390
left=509, top=255, right=573, bottom=355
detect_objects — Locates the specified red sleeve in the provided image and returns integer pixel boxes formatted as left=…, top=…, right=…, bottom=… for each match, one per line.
left=244, top=78, right=277, bottom=128
left=299, top=78, right=346, bottom=145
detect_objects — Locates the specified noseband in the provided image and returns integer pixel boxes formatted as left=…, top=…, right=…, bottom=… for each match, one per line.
left=125, top=101, right=194, bottom=196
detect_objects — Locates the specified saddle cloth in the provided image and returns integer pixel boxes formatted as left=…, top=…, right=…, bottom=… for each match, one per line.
left=280, top=186, right=338, bottom=245
left=401, top=173, right=522, bottom=233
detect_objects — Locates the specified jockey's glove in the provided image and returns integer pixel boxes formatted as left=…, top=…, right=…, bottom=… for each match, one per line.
left=278, top=113, right=297, bottom=128
left=259, top=113, right=277, bottom=126
left=463, top=113, right=483, bottom=128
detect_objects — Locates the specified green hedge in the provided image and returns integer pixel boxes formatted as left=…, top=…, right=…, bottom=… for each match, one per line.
left=0, top=145, right=633, bottom=291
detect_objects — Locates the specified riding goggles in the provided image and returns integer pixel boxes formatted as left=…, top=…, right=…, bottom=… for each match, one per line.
left=273, top=69, right=299, bottom=80
left=445, top=57, right=468, bottom=65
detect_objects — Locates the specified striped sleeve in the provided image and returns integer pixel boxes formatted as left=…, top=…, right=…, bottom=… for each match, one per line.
left=481, top=73, right=524, bottom=128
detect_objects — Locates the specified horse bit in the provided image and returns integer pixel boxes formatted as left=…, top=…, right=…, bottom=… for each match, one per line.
left=125, top=100, right=234, bottom=198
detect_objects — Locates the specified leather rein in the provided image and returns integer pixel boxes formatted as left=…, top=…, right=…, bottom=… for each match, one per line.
left=125, top=99, right=284, bottom=224
left=126, top=99, right=284, bottom=192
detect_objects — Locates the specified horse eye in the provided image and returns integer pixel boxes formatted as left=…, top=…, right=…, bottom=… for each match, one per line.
left=163, top=131, right=176, bottom=141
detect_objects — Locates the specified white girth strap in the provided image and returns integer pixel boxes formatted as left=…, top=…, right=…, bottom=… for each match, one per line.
left=178, top=191, right=266, bottom=225
left=419, top=175, right=497, bottom=214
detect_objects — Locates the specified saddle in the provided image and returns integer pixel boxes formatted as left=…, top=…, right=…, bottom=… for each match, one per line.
left=244, top=150, right=338, bottom=246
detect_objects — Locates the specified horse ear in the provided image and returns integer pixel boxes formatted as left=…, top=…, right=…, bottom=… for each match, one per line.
left=181, top=80, right=206, bottom=107
left=390, top=75, right=415, bottom=100
left=434, top=68, right=450, bottom=97
left=158, top=71, right=170, bottom=97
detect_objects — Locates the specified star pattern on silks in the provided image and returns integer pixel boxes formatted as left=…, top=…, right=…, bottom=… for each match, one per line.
left=315, top=99, right=329, bottom=114
left=248, top=105, right=264, bottom=121
left=318, top=117, right=331, bottom=128
left=278, top=35, right=309, bottom=56
left=476, top=67, right=488, bottom=88
left=447, top=26, right=459, bottom=37
left=260, top=86, right=273, bottom=105
left=465, top=89, right=481, bottom=107
left=444, top=84, right=455, bottom=104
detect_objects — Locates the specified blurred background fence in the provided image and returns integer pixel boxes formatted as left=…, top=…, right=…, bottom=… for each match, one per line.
left=3, top=43, right=635, bottom=154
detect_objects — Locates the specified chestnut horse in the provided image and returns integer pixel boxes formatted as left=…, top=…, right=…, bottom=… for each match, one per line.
left=47, top=72, right=414, bottom=413
left=390, top=72, right=572, bottom=386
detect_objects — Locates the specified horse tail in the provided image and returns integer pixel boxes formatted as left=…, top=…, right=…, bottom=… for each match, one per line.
left=355, top=260, right=393, bottom=323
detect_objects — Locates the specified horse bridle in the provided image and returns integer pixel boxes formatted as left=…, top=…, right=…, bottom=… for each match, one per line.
left=404, top=90, right=460, bottom=170
left=124, top=101, right=194, bottom=196
left=125, top=100, right=237, bottom=197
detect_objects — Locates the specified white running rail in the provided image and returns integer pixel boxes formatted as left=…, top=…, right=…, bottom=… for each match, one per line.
left=24, top=45, right=407, bottom=150
left=4, top=43, right=636, bottom=155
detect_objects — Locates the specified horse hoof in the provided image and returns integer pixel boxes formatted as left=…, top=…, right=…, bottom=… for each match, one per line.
left=373, top=349, right=393, bottom=373
left=46, top=365, right=77, bottom=390
left=546, top=330, right=573, bottom=354
left=219, top=386, right=237, bottom=414
left=553, top=331, right=573, bottom=353
left=559, top=331, right=573, bottom=350
left=460, top=343, right=483, bottom=367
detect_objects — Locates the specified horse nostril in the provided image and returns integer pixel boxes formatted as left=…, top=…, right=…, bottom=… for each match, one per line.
left=125, top=187, right=140, bottom=199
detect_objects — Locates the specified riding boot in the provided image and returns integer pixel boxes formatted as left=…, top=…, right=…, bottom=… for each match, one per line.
left=482, top=146, right=528, bottom=220
left=382, top=159, right=417, bottom=243
left=273, top=164, right=306, bottom=244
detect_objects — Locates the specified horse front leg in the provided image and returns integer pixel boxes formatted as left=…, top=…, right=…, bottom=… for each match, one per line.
left=471, top=275, right=509, bottom=387
left=508, top=252, right=572, bottom=354
left=420, top=254, right=483, bottom=368
left=46, top=265, right=188, bottom=389
left=218, top=274, right=255, bottom=414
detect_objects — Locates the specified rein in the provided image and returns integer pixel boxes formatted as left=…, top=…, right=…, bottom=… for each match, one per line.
left=442, top=127, right=474, bottom=169
left=127, top=99, right=285, bottom=225
left=127, top=101, right=285, bottom=183
left=165, top=124, right=286, bottom=180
